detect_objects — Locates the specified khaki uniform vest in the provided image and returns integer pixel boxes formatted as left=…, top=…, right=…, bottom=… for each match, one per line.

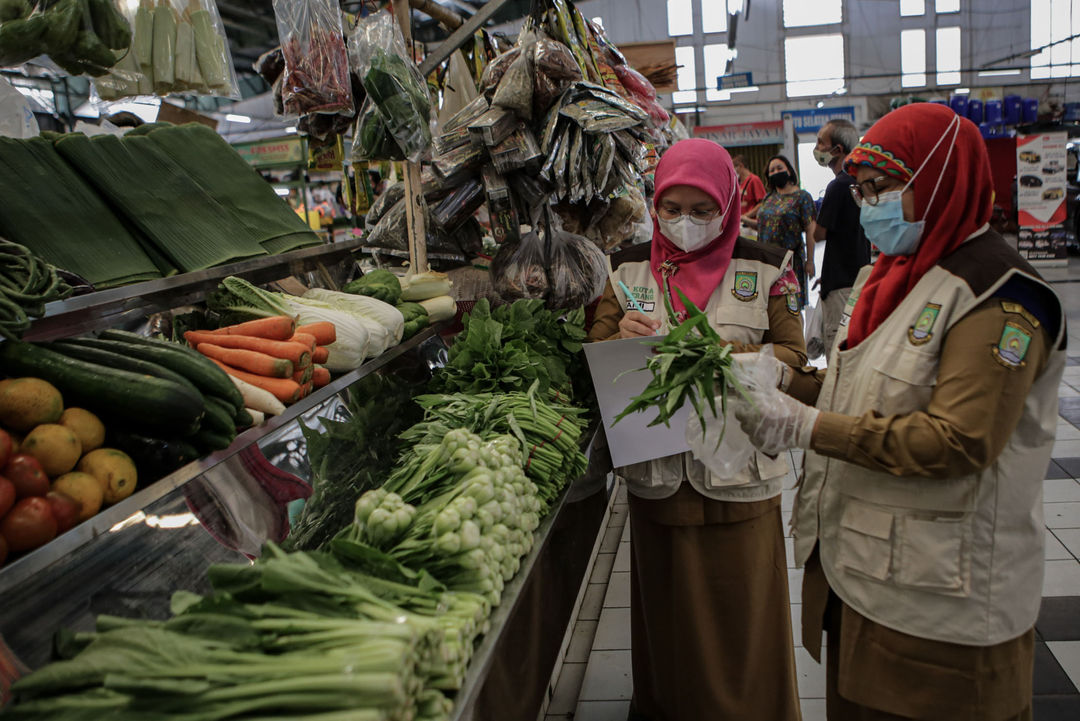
left=793, top=230, right=1066, bottom=646
left=609, top=239, right=795, bottom=502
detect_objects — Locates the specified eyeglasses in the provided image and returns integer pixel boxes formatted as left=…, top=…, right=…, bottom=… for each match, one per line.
left=849, top=175, right=896, bottom=207
left=656, top=206, right=723, bottom=225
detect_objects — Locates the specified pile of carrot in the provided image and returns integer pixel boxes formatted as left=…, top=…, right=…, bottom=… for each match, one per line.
left=184, top=316, right=336, bottom=407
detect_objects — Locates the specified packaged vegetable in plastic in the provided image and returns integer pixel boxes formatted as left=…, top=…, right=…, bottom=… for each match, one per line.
left=93, top=0, right=239, bottom=99
left=366, top=180, right=405, bottom=229
left=349, top=9, right=430, bottom=162
left=479, top=47, right=518, bottom=96
left=532, top=38, right=580, bottom=117
left=491, top=32, right=534, bottom=120
left=544, top=209, right=606, bottom=309
left=490, top=228, right=548, bottom=303
left=273, top=0, right=352, bottom=116
left=2, top=0, right=130, bottom=77
left=613, top=64, right=655, bottom=100
left=351, top=96, right=404, bottom=162
left=431, top=177, right=484, bottom=231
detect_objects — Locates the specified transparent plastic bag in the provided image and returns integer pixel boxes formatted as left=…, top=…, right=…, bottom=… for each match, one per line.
left=490, top=229, right=548, bottom=302
left=804, top=300, right=825, bottom=360
left=349, top=9, right=430, bottom=162
left=532, top=38, right=579, bottom=116
left=2, top=0, right=134, bottom=79
left=94, top=0, right=239, bottom=99
left=545, top=209, right=606, bottom=309
left=273, top=0, right=351, bottom=116
left=686, top=349, right=781, bottom=481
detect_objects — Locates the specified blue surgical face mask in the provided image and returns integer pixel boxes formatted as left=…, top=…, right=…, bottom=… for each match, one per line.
left=858, top=114, right=962, bottom=256
left=859, top=191, right=925, bottom=255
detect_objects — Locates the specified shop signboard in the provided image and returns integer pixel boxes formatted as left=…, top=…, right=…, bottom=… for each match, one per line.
left=717, top=72, right=753, bottom=90
left=1016, top=131, right=1068, bottom=262
left=693, top=120, right=784, bottom=148
left=781, top=106, right=856, bottom=135
left=233, top=137, right=306, bottom=168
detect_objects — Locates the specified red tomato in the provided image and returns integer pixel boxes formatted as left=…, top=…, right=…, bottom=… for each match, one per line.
left=0, top=476, right=13, bottom=518
left=45, top=490, right=80, bottom=534
left=0, top=497, right=57, bottom=552
left=0, top=429, right=12, bottom=470
left=3, top=454, right=49, bottom=499
left=0, top=534, right=7, bottom=566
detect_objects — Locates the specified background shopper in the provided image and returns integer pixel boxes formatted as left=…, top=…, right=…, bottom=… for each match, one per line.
left=811, top=118, right=871, bottom=356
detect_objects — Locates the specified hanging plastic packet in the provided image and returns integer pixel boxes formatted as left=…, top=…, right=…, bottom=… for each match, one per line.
left=272, top=0, right=352, bottom=116
left=349, top=9, right=430, bottom=162
left=491, top=27, right=536, bottom=121
left=544, top=209, right=606, bottom=309
left=352, top=96, right=405, bottom=161
left=430, top=177, right=484, bottom=231
left=365, top=180, right=405, bottom=228
left=1, top=0, right=132, bottom=78
left=531, top=38, right=579, bottom=117
left=490, top=228, right=548, bottom=302
left=479, top=46, right=518, bottom=96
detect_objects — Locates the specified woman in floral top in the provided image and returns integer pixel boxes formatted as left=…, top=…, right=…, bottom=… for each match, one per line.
left=746, top=155, right=816, bottom=308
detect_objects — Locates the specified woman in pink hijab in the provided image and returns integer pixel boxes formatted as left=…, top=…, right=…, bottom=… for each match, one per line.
left=587, top=138, right=806, bottom=721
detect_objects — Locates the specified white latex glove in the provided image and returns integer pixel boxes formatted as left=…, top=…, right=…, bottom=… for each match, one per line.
left=733, top=385, right=820, bottom=455
left=730, top=347, right=792, bottom=393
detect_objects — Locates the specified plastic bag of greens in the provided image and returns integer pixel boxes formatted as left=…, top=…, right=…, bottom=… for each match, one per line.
left=272, top=0, right=351, bottom=116
left=95, top=0, right=238, bottom=98
left=2, top=0, right=133, bottom=79
left=351, top=95, right=404, bottom=161
left=365, top=179, right=405, bottom=229
left=349, top=9, right=430, bottom=162
left=490, top=228, right=548, bottom=302
left=544, top=209, right=606, bottom=309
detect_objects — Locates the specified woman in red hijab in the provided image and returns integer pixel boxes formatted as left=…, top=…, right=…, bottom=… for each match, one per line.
left=588, top=138, right=806, bottom=721
left=734, top=104, right=1066, bottom=720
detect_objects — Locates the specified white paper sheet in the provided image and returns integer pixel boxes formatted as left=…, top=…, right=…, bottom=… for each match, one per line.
left=583, top=336, right=691, bottom=468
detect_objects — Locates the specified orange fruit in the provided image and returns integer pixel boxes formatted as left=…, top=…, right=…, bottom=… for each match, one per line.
left=0, top=378, right=63, bottom=432
left=77, top=449, right=137, bottom=505
left=59, top=408, right=105, bottom=453
left=21, top=424, right=82, bottom=477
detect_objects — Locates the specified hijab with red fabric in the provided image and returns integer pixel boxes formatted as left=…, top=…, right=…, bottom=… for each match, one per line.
left=650, top=138, right=740, bottom=315
left=842, top=104, right=993, bottom=348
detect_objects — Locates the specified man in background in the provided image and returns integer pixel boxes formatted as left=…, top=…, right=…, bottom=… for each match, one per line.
left=733, top=154, right=766, bottom=219
left=812, top=119, right=871, bottom=355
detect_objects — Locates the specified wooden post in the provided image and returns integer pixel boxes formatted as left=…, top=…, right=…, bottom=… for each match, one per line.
left=392, top=0, right=428, bottom=275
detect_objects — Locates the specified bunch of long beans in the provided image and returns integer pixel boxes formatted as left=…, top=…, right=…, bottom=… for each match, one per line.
left=0, top=238, right=73, bottom=339
left=614, top=280, right=749, bottom=436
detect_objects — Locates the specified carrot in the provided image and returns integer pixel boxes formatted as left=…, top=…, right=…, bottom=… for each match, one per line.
left=312, top=346, right=329, bottom=364
left=312, top=366, right=331, bottom=389
left=296, top=322, right=336, bottom=346
left=206, top=316, right=295, bottom=341
left=298, top=382, right=313, bottom=399
left=208, top=358, right=302, bottom=404
left=289, top=332, right=317, bottom=351
left=184, top=331, right=311, bottom=368
left=292, top=365, right=314, bottom=384
left=198, top=343, right=294, bottom=378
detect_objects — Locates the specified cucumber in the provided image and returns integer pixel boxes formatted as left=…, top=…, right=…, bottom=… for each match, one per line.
left=195, top=429, right=233, bottom=452
left=0, top=341, right=203, bottom=433
left=201, top=396, right=236, bottom=438
left=98, top=329, right=243, bottom=411
left=107, top=428, right=202, bottom=481
left=234, top=407, right=254, bottom=429
left=49, top=339, right=202, bottom=397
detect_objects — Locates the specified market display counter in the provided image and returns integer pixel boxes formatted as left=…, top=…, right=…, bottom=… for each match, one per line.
left=0, top=327, right=612, bottom=720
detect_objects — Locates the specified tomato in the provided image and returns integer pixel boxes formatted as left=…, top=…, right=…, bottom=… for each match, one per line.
left=3, top=454, right=49, bottom=498
left=0, top=534, right=7, bottom=566
left=0, top=497, right=57, bottom=552
left=0, top=476, right=13, bottom=518
left=45, top=490, right=80, bottom=534
left=0, top=429, right=12, bottom=470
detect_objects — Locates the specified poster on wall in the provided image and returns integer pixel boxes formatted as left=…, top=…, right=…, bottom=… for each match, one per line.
left=693, top=121, right=784, bottom=147
left=1016, top=131, right=1068, bottom=263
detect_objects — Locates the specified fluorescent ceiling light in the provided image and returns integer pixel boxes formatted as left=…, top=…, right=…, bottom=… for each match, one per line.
left=977, top=69, right=1022, bottom=78
left=954, top=87, right=970, bottom=94
left=728, top=85, right=760, bottom=93
left=285, top=126, right=298, bottom=134
left=274, top=187, right=291, bottom=196
left=225, top=113, right=252, bottom=123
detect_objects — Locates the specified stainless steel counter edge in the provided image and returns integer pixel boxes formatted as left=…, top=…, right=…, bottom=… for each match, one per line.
left=0, top=326, right=439, bottom=595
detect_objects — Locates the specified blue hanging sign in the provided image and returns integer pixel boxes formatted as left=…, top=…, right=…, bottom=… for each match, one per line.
left=717, top=72, right=753, bottom=90
left=781, top=106, right=857, bottom=134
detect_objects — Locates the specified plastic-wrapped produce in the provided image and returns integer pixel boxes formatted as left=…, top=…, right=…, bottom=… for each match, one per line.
left=479, top=47, right=518, bottom=96
left=349, top=10, right=431, bottom=162
left=365, top=180, right=405, bottom=228
left=545, top=217, right=607, bottom=309
left=490, top=229, right=548, bottom=302
left=491, top=38, right=534, bottom=120
left=531, top=38, right=580, bottom=116
left=272, top=0, right=352, bottom=116
left=431, top=177, right=485, bottom=230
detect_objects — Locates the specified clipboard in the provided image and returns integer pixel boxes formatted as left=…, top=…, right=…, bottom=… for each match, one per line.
left=583, top=336, right=691, bottom=467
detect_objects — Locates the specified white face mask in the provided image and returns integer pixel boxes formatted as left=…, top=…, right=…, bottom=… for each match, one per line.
left=658, top=215, right=725, bottom=252
left=656, top=175, right=737, bottom=252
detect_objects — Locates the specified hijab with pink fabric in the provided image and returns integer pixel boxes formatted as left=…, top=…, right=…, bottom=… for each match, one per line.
left=650, top=138, right=740, bottom=315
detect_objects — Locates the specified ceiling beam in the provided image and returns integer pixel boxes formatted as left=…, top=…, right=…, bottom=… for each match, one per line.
left=418, top=0, right=510, bottom=76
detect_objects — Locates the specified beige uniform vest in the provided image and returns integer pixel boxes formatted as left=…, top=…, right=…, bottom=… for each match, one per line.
left=609, top=239, right=795, bottom=502
left=793, top=230, right=1065, bottom=646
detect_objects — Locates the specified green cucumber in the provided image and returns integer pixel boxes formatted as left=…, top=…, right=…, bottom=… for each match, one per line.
left=0, top=341, right=203, bottom=433
left=234, top=407, right=254, bottom=429
left=201, top=396, right=237, bottom=438
left=107, top=428, right=202, bottom=481
left=195, top=429, right=233, bottom=452
left=49, top=339, right=202, bottom=397
left=98, top=329, right=243, bottom=411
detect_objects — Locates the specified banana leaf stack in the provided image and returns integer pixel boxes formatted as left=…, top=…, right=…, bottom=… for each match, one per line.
left=0, top=137, right=161, bottom=289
